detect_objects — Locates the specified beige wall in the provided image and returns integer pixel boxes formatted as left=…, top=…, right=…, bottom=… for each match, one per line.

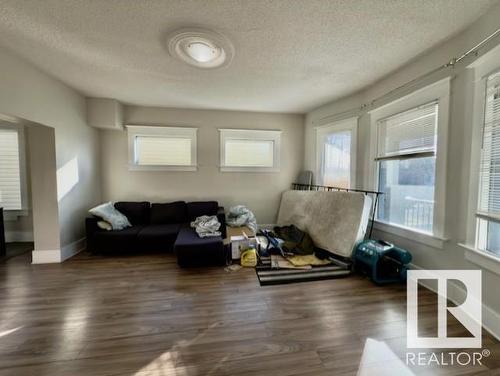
left=100, top=106, right=304, bottom=224
left=26, top=125, right=60, bottom=255
left=0, top=45, right=102, bottom=261
left=305, top=3, right=500, bottom=337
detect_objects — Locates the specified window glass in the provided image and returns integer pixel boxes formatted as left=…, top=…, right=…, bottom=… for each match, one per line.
left=135, top=136, right=192, bottom=166
left=224, top=139, right=274, bottom=167
left=378, top=156, right=435, bottom=233
left=321, top=130, right=351, bottom=188
left=0, top=128, right=22, bottom=210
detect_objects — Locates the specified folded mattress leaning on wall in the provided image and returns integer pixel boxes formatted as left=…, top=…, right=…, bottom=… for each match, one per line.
left=276, top=190, right=372, bottom=258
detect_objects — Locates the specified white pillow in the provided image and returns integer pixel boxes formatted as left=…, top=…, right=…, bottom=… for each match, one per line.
left=97, top=220, right=113, bottom=231
left=89, top=202, right=131, bottom=230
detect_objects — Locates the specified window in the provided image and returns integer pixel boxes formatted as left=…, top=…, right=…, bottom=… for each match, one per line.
left=219, top=129, right=281, bottom=172
left=127, top=126, right=197, bottom=171
left=0, top=126, right=24, bottom=210
left=477, top=71, right=500, bottom=256
left=376, top=102, right=438, bottom=234
left=316, top=118, right=357, bottom=188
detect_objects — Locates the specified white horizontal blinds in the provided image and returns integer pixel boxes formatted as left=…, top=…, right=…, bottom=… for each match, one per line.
left=135, top=136, right=192, bottom=166
left=0, top=128, right=22, bottom=210
left=478, top=72, right=500, bottom=220
left=377, top=101, right=438, bottom=158
left=224, top=139, right=274, bottom=167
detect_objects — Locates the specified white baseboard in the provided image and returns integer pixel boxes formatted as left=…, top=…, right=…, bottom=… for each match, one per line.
left=5, top=231, right=34, bottom=242
left=31, top=237, right=86, bottom=264
left=32, top=249, right=61, bottom=264
left=61, top=237, right=86, bottom=261
left=409, top=263, right=500, bottom=341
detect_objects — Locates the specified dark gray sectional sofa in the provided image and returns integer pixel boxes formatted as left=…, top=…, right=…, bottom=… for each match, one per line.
left=86, top=200, right=227, bottom=267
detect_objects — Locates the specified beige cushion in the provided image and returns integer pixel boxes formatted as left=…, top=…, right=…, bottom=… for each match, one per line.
left=276, top=190, right=372, bottom=258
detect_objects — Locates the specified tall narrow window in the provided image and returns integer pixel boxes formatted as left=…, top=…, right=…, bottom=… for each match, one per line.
left=477, top=72, right=500, bottom=255
left=316, top=118, right=357, bottom=188
left=376, top=102, right=438, bottom=233
left=0, top=127, right=22, bottom=210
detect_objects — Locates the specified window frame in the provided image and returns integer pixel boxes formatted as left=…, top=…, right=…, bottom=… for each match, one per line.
left=0, top=122, right=28, bottom=215
left=315, top=117, right=358, bottom=188
left=219, top=129, right=281, bottom=172
left=368, top=78, right=451, bottom=243
left=472, top=68, right=500, bottom=256
left=460, top=47, right=500, bottom=272
left=127, top=125, right=198, bottom=171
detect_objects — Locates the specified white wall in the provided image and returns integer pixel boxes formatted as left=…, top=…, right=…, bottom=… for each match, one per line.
left=100, top=106, right=304, bottom=224
left=305, top=3, right=500, bottom=337
left=0, top=45, right=102, bottom=262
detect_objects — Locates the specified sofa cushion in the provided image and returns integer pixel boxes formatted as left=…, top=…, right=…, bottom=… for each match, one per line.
left=93, top=225, right=143, bottom=252
left=186, top=201, right=218, bottom=222
left=150, top=201, right=187, bottom=225
left=174, top=226, right=225, bottom=267
left=137, top=224, right=180, bottom=252
left=114, top=202, right=151, bottom=226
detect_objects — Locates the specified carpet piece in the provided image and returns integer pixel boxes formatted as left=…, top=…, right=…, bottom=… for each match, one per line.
left=256, top=264, right=351, bottom=286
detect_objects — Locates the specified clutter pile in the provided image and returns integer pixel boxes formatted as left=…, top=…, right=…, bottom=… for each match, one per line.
left=190, top=215, right=221, bottom=238
left=228, top=223, right=333, bottom=270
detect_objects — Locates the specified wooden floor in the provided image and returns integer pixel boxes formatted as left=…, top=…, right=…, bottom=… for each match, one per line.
left=0, top=252, right=498, bottom=376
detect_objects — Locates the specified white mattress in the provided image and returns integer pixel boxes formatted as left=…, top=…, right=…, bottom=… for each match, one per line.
left=276, top=190, right=372, bottom=258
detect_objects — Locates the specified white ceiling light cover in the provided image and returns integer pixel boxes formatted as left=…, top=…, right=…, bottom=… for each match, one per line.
left=168, top=28, right=234, bottom=69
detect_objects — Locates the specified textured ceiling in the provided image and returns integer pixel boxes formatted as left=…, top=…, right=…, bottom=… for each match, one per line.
left=0, top=0, right=497, bottom=113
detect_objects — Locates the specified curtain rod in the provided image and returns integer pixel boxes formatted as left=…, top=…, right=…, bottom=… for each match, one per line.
left=314, top=28, right=500, bottom=125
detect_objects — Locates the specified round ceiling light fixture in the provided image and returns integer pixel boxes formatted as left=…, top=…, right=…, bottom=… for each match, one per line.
left=167, top=28, right=234, bottom=69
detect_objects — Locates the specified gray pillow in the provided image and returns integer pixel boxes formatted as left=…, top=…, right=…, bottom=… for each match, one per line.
left=89, top=202, right=131, bottom=230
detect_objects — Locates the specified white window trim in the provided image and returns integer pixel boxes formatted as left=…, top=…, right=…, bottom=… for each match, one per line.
left=0, top=122, right=29, bottom=217
left=127, top=125, right=198, bottom=171
left=368, top=78, right=451, bottom=242
left=315, top=117, right=358, bottom=188
left=219, top=129, right=281, bottom=172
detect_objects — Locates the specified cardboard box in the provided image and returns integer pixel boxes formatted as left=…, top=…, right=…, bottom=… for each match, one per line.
left=225, top=226, right=256, bottom=260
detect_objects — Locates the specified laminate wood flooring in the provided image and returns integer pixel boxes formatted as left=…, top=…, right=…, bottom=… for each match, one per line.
left=0, top=251, right=498, bottom=376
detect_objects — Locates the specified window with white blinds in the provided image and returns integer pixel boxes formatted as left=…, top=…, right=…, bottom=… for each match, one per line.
left=375, top=101, right=439, bottom=234
left=127, top=126, right=197, bottom=171
left=219, top=129, right=281, bottom=172
left=377, top=101, right=438, bottom=159
left=478, top=72, right=500, bottom=222
left=0, top=128, right=22, bottom=210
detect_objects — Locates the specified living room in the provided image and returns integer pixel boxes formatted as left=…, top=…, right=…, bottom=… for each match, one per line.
left=1, top=1, right=500, bottom=375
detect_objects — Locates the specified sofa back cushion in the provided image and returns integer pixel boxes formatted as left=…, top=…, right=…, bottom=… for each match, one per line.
left=151, top=201, right=187, bottom=224
left=114, top=201, right=151, bottom=225
left=187, top=201, right=218, bottom=221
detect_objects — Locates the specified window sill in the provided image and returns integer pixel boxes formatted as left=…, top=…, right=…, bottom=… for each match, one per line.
left=459, top=243, right=500, bottom=276
left=220, top=166, right=280, bottom=173
left=372, top=220, right=448, bottom=249
left=128, top=165, right=198, bottom=172
left=3, top=209, right=29, bottom=221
